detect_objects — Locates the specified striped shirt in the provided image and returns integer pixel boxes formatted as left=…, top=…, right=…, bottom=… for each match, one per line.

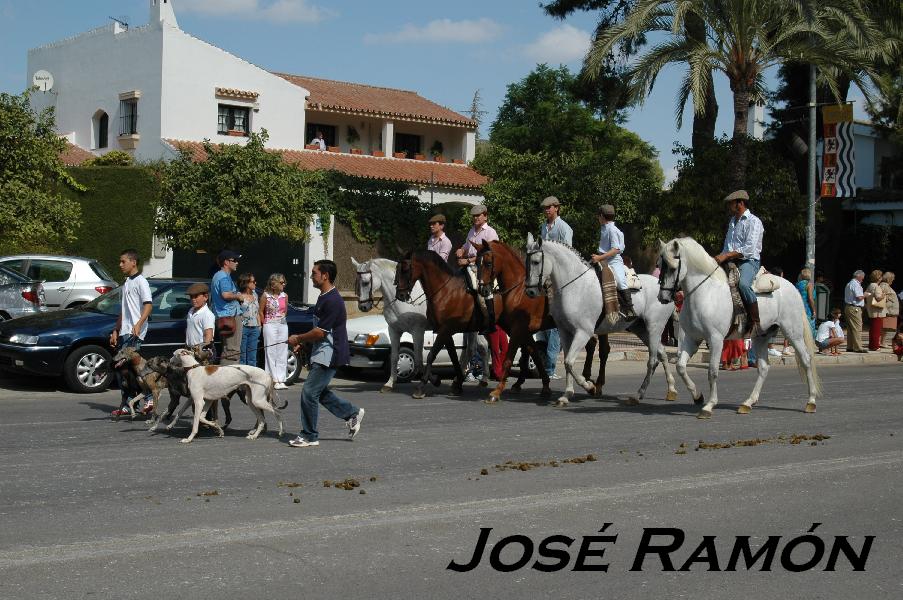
left=721, top=209, right=763, bottom=260
left=461, top=223, right=499, bottom=258
left=540, top=217, right=573, bottom=246
left=427, top=233, right=452, bottom=262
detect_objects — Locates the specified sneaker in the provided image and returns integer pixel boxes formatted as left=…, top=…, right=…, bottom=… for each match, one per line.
left=274, top=382, right=287, bottom=390
left=782, top=348, right=794, bottom=356
left=111, top=408, right=128, bottom=419
left=465, top=373, right=478, bottom=383
left=548, top=373, right=562, bottom=380
left=347, top=408, right=365, bottom=439
left=288, top=436, right=319, bottom=448
left=140, top=402, right=154, bottom=415
left=767, top=348, right=781, bottom=357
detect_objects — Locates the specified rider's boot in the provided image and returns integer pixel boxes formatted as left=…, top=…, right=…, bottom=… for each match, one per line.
left=745, top=301, right=764, bottom=338
left=480, top=297, right=497, bottom=335
left=618, top=289, right=636, bottom=319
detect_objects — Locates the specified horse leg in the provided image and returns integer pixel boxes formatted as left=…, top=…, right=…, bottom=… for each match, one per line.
left=658, top=345, right=678, bottom=401
left=382, top=327, right=401, bottom=393
left=414, top=340, right=443, bottom=399
left=528, top=341, right=551, bottom=399
left=445, top=334, right=464, bottom=396
left=784, top=320, right=820, bottom=413
left=582, top=335, right=596, bottom=380
left=676, top=337, right=703, bottom=406
left=630, top=324, right=655, bottom=405
left=738, top=334, right=772, bottom=414
left=559, top=328, right=594, bottom=406
left=594, top=335, right=609, bottom=397
left=698, top=336, right=724, bottom=419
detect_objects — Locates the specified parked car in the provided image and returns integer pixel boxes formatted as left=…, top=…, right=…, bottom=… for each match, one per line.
left=0, top=265, right=46, bottom=321
left=346, top=314, right=535, bottom=383
left=0, top=279, right=315, bottom=393
left=0, top=255, right=117, bottom=310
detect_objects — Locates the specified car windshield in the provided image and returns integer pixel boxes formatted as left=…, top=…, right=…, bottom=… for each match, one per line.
left=90, top=261, right=115, bottom=282
left=81, top=280, right=171, bottom=316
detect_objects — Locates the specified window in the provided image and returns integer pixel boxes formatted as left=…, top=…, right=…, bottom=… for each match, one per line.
left=96, top=112, right=109, bottom=148
left=218, top=104, right=250, bottom=136
left=394, top=133, right=421, bottom=158
left=26, top=259, right=73, bottom=283
left=120, top=99, right=138, bottom=135
left=305, top=123, right=336, bottom=147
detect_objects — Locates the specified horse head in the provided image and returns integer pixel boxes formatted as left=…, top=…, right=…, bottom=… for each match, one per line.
left=524, top=232, right=545, bottom=298
left=393, top=251, right=415, bottom=302
left=351, top=257, right=375, bottom=312
left=657, top=238, right=683, bottom=304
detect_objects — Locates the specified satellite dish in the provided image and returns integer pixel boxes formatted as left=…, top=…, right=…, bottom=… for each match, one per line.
left=32, top=70, right=54, bottom=92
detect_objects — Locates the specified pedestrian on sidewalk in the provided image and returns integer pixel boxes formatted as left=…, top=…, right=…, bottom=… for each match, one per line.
left=880, top=271, right=898, bottom=348
left=843, top=270, right=867, bottom=353
left=260, top=273, right=289, bottom=389
left=864, top=269, right=886, bottom=352
left=287, top=260, right=364, bottom=448
left=238, top=272, right=260, bottom=367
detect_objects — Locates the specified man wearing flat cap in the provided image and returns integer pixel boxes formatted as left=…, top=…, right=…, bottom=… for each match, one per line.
left=538, top=196, right=573, bottom=379
left=592, top=203, right=635, bottom=318
left=714, top=189, right=765, bottom=336
left=185, top=282, right=215, bottom=348
left=211, top=249, right=244, bottom=364
left=457, top=204, right=501, bottom=336
left=427, top=214, right=452, bottom=262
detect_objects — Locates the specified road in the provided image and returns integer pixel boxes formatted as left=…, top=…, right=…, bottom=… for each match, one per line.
left=0, top=361, right=900, bottom=599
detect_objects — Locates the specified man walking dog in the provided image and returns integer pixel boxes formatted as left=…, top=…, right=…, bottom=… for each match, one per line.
left=286, top=260, right=364, bottom=448
left=110, top=249, right=153, bottom=417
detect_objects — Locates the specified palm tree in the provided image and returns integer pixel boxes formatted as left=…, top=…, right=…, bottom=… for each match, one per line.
left=585, top=0, right=880, bottom=188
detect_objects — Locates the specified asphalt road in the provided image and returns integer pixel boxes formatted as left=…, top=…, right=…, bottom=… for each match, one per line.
left=0, top=361, right=901, bottom=599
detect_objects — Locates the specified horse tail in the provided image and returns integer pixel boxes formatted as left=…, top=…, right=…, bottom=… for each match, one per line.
left=798, top=306, right=822, bottom=398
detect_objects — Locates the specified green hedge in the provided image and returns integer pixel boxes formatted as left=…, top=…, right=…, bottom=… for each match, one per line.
left=62, top=167, right=157, bottom=283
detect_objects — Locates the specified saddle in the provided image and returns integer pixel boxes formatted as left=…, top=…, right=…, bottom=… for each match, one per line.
left=724, top=263, right=781, bottom=338
left=593, top=263, right=637, bottom=331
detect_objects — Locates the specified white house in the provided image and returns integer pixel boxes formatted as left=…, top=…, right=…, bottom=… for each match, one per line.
left=28, top=0, right=486, bottom=302
left=842, top=121, right=903, bottom=227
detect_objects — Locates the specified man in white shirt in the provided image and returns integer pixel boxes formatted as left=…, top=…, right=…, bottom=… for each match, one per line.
left=592, top=203, right=634, bottom=318
left=310, top=131, right=326, bottom=151
left=109, top=248, right=153, bottom=417
left=714, top=190, right=765, bottom=336
left=815, top=309, right=845, bottom=355
left=843, top=270, right=866, bottom=352
left=538, top=196, right=573, bottom=379
left=185, top=283, right=215, bottom=348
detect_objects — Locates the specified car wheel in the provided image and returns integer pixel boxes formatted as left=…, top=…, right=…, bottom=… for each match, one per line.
left=63, top=345, right=113, bottom=393
left=285, top=348, right=301, bottom=385
left=393, top=345, right=417, bottom=384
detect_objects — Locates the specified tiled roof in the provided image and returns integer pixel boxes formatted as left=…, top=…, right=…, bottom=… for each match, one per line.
left=273, top=72, right=476, bottom=128
left=60, top=141, right=94, bottom=166
left=215, top=87, right=259, bottom=100
left=164, top=139, right=488, bottom=190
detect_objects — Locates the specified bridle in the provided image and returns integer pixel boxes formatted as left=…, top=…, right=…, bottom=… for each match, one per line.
left=524, top=246, right=545, bottom=295
left=355, top=267, right=383, bottom=309
left=658, top=254, right=682, bottom=301
left=477, top=248, right=523, bottom=298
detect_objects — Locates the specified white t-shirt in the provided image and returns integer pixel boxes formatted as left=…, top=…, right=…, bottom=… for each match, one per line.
left=310, top=137, right=326, bottom=150
left=816, top=320, right=844, bottom=343
left=186, top=304, right=215, bottom=346
left=119, top=274, right=152, bottom=339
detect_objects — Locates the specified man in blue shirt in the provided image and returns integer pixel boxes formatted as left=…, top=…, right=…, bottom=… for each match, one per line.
left=538, top=196, right=573, bottom=379
left=714, top=190, right=765, bottom=337
left=286, top=259, right=365, bottom=448
left=211, top=250, right=243, bottom=364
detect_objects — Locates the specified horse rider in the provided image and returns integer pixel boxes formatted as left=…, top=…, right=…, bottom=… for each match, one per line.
left=538, top=196, right=573, bottom=379
left=456, top=204, right=499, bottom=334
left=427, top=213, right=452, bottom=262
left=713, top=189, right=765, bottom=337
left=591, top=203, right=635, bottom=319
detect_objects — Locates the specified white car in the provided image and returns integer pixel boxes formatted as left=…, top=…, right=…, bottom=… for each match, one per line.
left=345, top=314, right=535, bottom=383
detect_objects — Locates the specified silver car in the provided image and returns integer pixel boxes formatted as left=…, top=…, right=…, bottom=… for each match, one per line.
left=0, top=255, right=117, bottom=310
left=0, top=265, right=45, bottom=321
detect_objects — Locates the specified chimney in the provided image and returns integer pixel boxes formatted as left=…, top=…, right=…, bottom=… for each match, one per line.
left=150, top=0, right=179, bottom=28
left=746, top=101, right=765, bottom=140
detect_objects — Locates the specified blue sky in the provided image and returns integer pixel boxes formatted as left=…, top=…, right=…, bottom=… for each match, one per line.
left=0, top=0, right=869, bottom=181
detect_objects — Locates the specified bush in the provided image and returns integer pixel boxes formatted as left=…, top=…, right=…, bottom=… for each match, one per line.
left=83, top=150, right=134, bottom=167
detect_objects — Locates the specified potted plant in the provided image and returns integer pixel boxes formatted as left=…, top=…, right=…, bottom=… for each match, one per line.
left=430, top=140, right=444, bottom=162
left=414, top=153, right=426, bottom=160
left=372, top=150, right=385, bottom=157
left=393, top=151, right=407, bottom=159
left=347, top=126, right=362, bottom=154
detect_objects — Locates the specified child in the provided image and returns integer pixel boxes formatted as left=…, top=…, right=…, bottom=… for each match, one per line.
left=893, top=324, right=903, bottom=361
left=186, top=282, right=215, bottom=349
left=815, top=309, right=845, bottom=356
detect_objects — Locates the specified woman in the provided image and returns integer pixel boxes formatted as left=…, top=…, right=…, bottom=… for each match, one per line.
left=864, top=269, right=886, bottom=352
left=259, top=273, right=289, bottom=389
left=237, top=273, right=260, bottom=367
left=880, top=271, right=898, bottom=348
left=795, top=267, right=817, bottom=338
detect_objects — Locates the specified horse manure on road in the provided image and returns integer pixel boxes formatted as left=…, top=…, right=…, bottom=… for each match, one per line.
left=197, top=490, right=219, bottom=497
left=480, top=454, right=598, bottom=476
left=277, top=481, right=303, bottom=488
left=689, top=434, right=831, bottom=452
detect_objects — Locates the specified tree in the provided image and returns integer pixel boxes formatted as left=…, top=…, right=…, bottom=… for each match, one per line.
left=475, top=65, right=663, bottom=256
left=155, top=130, right=331, bottom=252
left=0, top=90, right=83, bottom=254
left=586, top=0, right=879, bottom=187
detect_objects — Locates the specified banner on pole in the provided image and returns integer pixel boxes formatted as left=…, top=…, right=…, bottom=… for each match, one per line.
left=821, top=104, right=855, bottom=198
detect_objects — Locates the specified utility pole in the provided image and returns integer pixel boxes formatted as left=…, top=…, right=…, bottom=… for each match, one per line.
left=806, top=64, right=817, bottom=272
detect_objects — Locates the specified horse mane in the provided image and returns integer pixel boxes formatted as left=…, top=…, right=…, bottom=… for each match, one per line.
left=370, top=257, right=397, bottom=272
left=675, top=237, right=727, bottom=283
left=542, top=240, right=592, bottom=268
left=412, top=249, right=457, bottom=276
left=488, top=240, right=525, bottom=262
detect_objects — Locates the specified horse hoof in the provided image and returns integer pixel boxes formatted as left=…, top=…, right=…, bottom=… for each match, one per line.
left=665, top=390, right=678, bottom=402
left=696, top=409, right=712, bottom=419
left=804, top=402, right=817, bottom=414
left=484, top=395, right=500, bottom=404
left=553, top=397, right=569, bottom=408
left=693, top=394, right=704, bottom=405
left=623, top=397, right=639, bottom=406
left=736, top=404, right=751, bottom=415
left=380, top=385, right=392, bottom=394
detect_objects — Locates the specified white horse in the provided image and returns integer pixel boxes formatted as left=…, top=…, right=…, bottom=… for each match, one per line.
left=351, top=257, right=488, bottom=392
left=524, top=234, right=678, bottom=407
left=656, top=237, right=821, bottom=418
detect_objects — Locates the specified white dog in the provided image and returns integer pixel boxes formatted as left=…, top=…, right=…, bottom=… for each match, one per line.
left=168, top=349, right=286, bottom=443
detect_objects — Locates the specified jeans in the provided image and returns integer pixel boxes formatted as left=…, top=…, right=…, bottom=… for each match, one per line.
left=240, top=326, right=261, bottom=366
left=737, top=258, right=760, bottom=305
left=544, top=328, right=560, bottom=376
left=299, top=363, right=360, bottom=442
left=114, top=334, right=151, bottom=406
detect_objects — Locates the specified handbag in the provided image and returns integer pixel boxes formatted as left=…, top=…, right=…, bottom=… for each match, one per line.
left=870, top=294, right=886, bottom=310
left=217, top=315, right=237, bottom=338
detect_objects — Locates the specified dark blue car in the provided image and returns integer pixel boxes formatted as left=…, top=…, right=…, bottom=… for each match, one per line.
left=0, top=279, right=314, bottom=393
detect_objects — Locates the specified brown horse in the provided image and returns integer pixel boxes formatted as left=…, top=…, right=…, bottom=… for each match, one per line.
left=395, top=250, right=541, bottom=400
left=475, top=240, right=555, bottom=401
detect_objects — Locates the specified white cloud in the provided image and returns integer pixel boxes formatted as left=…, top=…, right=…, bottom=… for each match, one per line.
left=524, top=24, right=591, bottom=64
left=364, top=18, right=502, bottom=44
left=177, top=0, right=334, bottom=23
left=663, top=166, right=679, bottom=189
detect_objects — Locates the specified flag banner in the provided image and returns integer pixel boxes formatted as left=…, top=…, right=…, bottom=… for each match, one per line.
left=821, top=104, right=855, bottom=198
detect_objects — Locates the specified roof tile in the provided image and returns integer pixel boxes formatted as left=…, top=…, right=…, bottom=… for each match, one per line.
left=60, top=141, right=94, bottom=166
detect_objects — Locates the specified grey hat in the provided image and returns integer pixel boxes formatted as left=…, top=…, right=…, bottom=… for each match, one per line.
left=723, top=189, right=749, bottom=202
left=186, top=282, right=209, bottom=296
left=428, top=213, right=446, bottom=224
left=540, top=196, right=560, bottom=208
left=598, top=204, right=615, bottom=218
left=470, top=204, right=488, bottom=216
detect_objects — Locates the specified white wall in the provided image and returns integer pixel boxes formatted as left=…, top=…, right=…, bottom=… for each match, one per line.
left=303, top=214, right=334, bottom=304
